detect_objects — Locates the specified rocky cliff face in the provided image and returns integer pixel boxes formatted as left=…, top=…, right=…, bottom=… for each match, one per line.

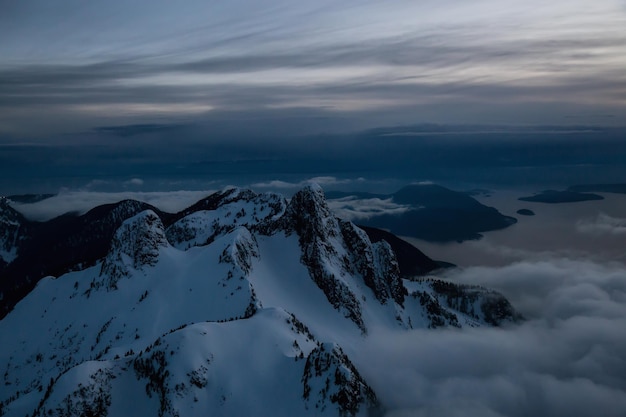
left=277, top=185, right=411, bottom=332
left=100, top=210, right=169, bottom=289
left=302, top=342, right=378, bottom=415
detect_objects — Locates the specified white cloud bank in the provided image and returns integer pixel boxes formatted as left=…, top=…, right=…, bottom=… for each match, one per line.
left=10, top=190, right=217, bottom=221
left=354, top=258, right=626, bottom=417
left=327, top=196, right=414, bottom=221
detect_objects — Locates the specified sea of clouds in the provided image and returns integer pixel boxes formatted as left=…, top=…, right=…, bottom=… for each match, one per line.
left=356, top=258, right=626, bottom=417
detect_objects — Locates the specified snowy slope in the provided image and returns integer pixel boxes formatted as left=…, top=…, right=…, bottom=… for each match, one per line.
left=0, top=185, right=519, bottom=417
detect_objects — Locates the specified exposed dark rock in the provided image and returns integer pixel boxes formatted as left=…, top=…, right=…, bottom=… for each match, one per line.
left=339, top=221, right=406, bottom=306
left=357, top=225, right=442, bottom=277
left=302, top=343, right=379, bottom=416
left=427, top=279, right=523, bottom=326
left=281, top=185, right=365, bottom=332
left=100, top=211, right=168, bottom=289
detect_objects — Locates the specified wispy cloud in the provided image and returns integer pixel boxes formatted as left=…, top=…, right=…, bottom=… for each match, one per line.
left=327, top=196, right=414, bottom=221
left=123, top=178, right=145, bottom=187
left=252, top=176, right=365, bottom=189
left=1, top=1, right=625, bottom=135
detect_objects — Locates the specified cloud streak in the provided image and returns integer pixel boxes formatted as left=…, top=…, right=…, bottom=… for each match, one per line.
left=252, top=176, right=364, bottom=189
left=1, top=0, right=625, bottom=135
left=327, top=196, right=414, bottom=221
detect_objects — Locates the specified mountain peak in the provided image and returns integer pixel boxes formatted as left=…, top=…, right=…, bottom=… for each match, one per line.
left=100, top=210, right=168, bottom=289
left=281, top=184, right=409, bottom=332
left=282, top=183, right=337, bottom=237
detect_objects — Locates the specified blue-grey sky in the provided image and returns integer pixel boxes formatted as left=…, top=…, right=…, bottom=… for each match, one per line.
left=1, top=0, right=625, bottom=137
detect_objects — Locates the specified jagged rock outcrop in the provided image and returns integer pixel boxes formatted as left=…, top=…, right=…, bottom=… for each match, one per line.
left=100, top=210, right=168, bottom=289
left=280, top=185, right=365, bottom=331
left=427, top=279, right=522, bottom=326
left=302, top=343, right=379, bottom=416
left=407, top=278, right=522, bottom=328
left=339, top=220, right=406, bottom=306
left=279, top=185, right=410, bottom=332
left=218, top=227, right=260, bottom=276
left=357, top=225, right=443, bottom=277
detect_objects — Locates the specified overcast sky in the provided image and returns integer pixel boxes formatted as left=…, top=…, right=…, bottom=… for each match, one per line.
left=1, top=0, right=625, bottom=138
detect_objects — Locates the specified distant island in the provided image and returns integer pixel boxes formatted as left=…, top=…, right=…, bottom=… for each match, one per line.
left=516, top=209, right=535, bottom=216
left=518, top=190, right=603, bottom=204
left=326, top=184, right=517, bottom=242
left=567, top=183, right=626, bottom=194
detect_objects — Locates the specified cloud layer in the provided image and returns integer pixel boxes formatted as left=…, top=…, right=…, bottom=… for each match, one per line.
left=10, top=189, right=217, bottom=221
left=354, top=258, right=626, bottom=416
left=346, top=190, right=626, bottom=415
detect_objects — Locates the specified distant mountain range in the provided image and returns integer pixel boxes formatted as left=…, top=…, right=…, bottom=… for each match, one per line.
left=0, top=185, right=520, bottom=416
left=519, top=190, right=604, bottom=203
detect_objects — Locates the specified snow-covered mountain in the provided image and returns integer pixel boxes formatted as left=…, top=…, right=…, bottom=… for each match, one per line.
left=0, top=185, right=520, bottom=416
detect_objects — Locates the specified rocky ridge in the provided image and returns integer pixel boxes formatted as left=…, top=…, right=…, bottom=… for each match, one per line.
left=0, top=185, right=520, bottom=417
